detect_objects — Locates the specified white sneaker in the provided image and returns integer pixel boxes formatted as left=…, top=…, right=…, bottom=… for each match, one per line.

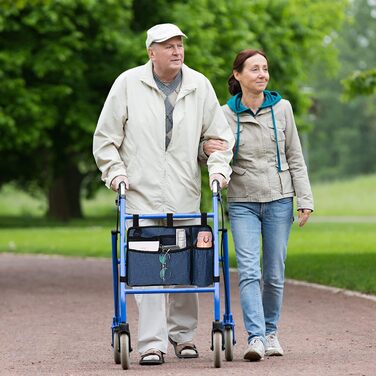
left=265, top=332, right=284, bottom=356
left=243, top=337, right=265, bottom=361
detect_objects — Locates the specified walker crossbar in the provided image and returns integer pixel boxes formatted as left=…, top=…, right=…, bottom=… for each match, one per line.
left=125, top=287, right=215, bottom=294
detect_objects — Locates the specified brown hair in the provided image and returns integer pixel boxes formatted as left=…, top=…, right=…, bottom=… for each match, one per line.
left=228, top=49, right=268, bottom=95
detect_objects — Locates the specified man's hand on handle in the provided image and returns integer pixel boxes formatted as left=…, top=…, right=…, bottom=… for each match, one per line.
left=209, top=173, right=227, bottom=191
left=110, top=175, right=129, bottom=192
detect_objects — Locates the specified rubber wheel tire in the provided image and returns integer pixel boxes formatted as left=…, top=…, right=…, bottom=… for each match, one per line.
left=224, top=328, right=234, bottom=361
left=120, top=333, right=131, bottom=370
left=114, top=332, right=120, bottom=364
left=213, top=332, right=222, bottom=368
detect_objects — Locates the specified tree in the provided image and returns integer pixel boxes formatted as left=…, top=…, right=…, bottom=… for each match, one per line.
left=308, top=0, right=376, bottom=181
left=0, top=0, right=348, bottom=219
left=342, top=68, right=376, bottom=99
left=172, top=0, right=347, bottom=119
left=0, top=0, right=142, bottom=219
left=169, top=0, right=348, bottom=209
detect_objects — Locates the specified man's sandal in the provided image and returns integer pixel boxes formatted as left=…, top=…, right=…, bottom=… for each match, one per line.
left=139, top=348, right=164, bottom=365
left=169, top=337, right=199, bottom=359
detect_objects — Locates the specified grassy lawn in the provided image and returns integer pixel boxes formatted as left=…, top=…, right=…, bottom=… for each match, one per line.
left=225, top=222, right=376, bottom=294
left=0, top=174, right=375, bottom=294
left=286, top=223, right=376, bottom=294
left=311, top=174, right=376, bottom=216
left=2, top=226, right=111, bottom=257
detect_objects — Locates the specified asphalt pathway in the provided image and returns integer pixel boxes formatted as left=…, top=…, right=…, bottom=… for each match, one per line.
left=1, top=253, right=375, bottom=376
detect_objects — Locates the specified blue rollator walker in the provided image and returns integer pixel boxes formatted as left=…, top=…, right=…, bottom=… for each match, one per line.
left=110, top=180, right=235, bottom=369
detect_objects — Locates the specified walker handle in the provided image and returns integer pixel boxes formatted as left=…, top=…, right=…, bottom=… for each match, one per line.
left=118, top=181, right=127, bottom=198
left=211, top=179, right=220, bottom=195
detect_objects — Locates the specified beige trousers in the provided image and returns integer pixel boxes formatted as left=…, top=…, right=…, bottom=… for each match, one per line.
left=127, top=218, right=199, bottom=354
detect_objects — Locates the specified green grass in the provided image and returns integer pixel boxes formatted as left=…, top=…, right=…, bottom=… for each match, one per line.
left=0, top=183, right=116, bottom=218
left=0, top=175, right=376, bottom=294
left=1, top=220, right=374, bottom=294
left=225, top=222, right=376, bottom=294
left=2, top=173, right=376, bottom=218
left=312, top=174, right=376, bottom=216
left=286, top=223, right=376, bottom=294
left=1, top=226, right=111, bottom=257
left=0, top=184, right=47, bottom=217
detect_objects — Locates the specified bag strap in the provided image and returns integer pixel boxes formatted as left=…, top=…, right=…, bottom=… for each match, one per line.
left=201, top=212, right=207, bottom=226
left=167, top=213, right=173, bottom=227
left=132, top=214, right=139, bottom=227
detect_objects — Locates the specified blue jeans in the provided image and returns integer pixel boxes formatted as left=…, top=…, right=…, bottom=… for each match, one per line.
left=228, top=198, right=293, bottom=344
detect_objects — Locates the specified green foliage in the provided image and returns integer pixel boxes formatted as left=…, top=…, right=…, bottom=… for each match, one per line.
left=308, top=0, right=376, bottom=181
left=342, top=69, right=376, bottom=99
left=172, top=0, right=347, bottom=117
left=130, top=0, right=176, bottom=31
left=0, top=0, right=348, bottom=218
left=0, top=0, right=140, bottom=193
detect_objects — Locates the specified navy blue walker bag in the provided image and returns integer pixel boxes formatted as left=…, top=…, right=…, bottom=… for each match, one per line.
left=126, top=224, right=214, bottom=287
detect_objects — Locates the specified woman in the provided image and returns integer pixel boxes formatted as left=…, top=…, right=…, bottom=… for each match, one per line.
left=204, top=49, right=313, bottom=361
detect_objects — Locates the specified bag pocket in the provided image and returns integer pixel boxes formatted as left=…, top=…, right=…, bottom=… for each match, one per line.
left=126, top=248, right=191, bottom=286
left=191, top=247, right=214, bottom=287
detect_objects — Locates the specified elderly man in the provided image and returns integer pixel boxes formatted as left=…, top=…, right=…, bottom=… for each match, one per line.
left=93, top=23, right=234, bottom=365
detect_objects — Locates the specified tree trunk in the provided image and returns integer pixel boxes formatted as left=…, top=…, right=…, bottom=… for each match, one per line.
left=47, top=164, right=83, bottom=221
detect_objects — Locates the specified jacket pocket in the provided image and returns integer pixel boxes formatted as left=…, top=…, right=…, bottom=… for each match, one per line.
left=269, top=125, right=288, bottom=168
left=228, top=165, right=247, bottom=198
left=278, top=163, right=294, bottom=195
left=232, top=123, right=245, bottom=148
left=231, top=165, right=246, bottom=175
left=268, top=117, right=286, bottom=143
left=270, top=127, right=286, bottom=143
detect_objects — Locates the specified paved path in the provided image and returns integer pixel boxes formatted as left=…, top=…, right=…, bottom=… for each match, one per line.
left=1, top=253, right=375, bottom=376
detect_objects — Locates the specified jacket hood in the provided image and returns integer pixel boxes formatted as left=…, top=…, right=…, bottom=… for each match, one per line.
left=227, top=90, right=282, bottom=114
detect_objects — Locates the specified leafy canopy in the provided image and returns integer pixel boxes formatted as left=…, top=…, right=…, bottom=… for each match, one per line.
left=0, top=0, right=348, bottom=217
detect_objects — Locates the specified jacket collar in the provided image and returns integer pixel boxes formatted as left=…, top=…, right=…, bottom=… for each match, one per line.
left=227, top=90, right=282, bottom=117
left=140, top=60, right=196, bottom=99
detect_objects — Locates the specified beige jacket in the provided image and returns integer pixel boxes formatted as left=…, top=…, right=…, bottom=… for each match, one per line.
left=223, top=100, right=314, bottom=210
left=93, top=60, right=234, bottom=214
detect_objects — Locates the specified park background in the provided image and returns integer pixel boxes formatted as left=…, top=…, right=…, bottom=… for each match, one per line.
left=0, top=0, right=375, bottom=295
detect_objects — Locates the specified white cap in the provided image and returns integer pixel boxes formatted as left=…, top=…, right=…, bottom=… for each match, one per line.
left=146, top=23, right=187, bottom=48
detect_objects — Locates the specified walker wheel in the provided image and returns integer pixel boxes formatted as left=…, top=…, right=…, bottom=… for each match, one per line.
left=114, top=331, right=120, bottom=364
left=213, top=331, right=222, bottom=368
left=224, top=328, right=234, bottom=361
left=120, top=333, right=131, bottom=369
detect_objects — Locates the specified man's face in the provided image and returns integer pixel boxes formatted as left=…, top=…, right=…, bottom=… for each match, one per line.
left=148, top=36, right=184, bottom=77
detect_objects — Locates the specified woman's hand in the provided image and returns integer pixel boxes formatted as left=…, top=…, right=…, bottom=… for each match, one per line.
left=298, top=209, right=312, bottom=227
left=203, top=139, right=227, bottom=156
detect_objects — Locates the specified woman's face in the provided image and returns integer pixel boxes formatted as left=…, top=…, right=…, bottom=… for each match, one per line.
left=234, top=54, right=269, bottom=95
